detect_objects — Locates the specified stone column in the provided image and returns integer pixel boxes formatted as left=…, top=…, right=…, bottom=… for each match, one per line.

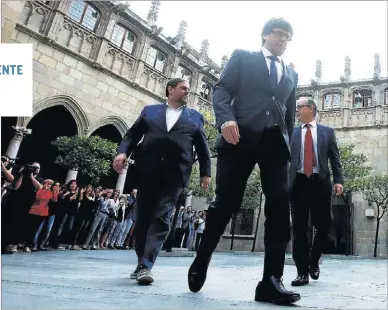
left=65, top=169, right=78, bottom=183
left=1, top=1, right=25, bottom=43
left=115, top=163, right=128, bottom=193
left=5, top=126, right=32, bottom=159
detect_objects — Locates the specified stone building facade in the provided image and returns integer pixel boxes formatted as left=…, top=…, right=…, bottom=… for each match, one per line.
left=1, top=0, right=387, bottom=257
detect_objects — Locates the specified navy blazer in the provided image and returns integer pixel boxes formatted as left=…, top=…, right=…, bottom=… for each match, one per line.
left=212, top=49, right=298, bottom=154
left=117, top=103, right=211, bottom=187
left=289, top=123, right=344, bottom=188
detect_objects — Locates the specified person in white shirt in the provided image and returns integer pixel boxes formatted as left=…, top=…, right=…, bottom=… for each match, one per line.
left=113, top=78, right=211, bottom=285
left=289, top=97, right=343, bottom=287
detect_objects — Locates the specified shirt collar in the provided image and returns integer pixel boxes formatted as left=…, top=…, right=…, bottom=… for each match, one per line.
left=166, top=101, right=185, bottom=110
left=261, top=47, right=282, bottom=62
left=302, top=120, right=317, bottom=128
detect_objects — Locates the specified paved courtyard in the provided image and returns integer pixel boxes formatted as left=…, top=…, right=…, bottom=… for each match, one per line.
left=1, top=250, right=387, bottom=309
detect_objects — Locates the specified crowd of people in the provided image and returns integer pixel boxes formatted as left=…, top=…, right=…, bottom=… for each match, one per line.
left=1, top=156, right=207, bottom=254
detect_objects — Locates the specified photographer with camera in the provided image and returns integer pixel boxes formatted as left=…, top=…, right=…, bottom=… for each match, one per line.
left=2, top=162, right=44, bottom=253
left=1, top=156, right=15, bottom=185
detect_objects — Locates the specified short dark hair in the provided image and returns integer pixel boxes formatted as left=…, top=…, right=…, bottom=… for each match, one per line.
left=165, top=78, right=187, bottom=97
left=261, top=17, right=293, bottom=46
left=306, top=98, right=318, bottom=117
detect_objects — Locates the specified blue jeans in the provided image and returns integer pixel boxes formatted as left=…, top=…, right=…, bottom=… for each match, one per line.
left=33, top=215, right=55, bottom=248
left=116, top=218, right=133, bottom=247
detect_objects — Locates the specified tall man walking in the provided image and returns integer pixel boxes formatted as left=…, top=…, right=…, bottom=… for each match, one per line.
left=289, top=98, right=343, bottom=286
left=113, top=78, right=211, bottom=285
left=187, top=18, right=301, bottom=305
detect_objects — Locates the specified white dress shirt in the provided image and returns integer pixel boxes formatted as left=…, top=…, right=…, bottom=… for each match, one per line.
left=261, top=46, right=283, bottom=84
left=298, top=120, right=320, bottom=174
left=166, top=102, right=184, bottom=131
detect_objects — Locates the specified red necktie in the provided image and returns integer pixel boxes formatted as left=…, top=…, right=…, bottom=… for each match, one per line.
left=304, top=124, right=316, bottom=177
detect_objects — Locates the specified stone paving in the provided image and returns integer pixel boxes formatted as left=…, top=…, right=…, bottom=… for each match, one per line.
left=1, top=250, right=387, bottom=309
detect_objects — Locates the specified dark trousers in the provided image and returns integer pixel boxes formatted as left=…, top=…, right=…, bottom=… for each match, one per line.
left=70, top=213, right=92, bottom=246
left=290, top=173, right=332, bottom=275
left=24, top=214, right=46, bottom=247
left=197, top=132, right=291, bottom=280
left=135, top=176, right=183, bottom=269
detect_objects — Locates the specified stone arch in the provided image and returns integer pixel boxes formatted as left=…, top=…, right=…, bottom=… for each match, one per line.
left=26, top=95, right=90, bottom=136
left=87, top=115, right=130, bottom=138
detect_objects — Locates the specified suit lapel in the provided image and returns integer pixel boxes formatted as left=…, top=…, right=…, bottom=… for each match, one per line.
left=161, top=103, right=168, bottom=132
left=293, top=126, right=302, bottom=165
left=317, top=124, right=324, bottom=165
left=277, top=62, right=288, bottom=88
left=253, top=52, right=271, bottom=91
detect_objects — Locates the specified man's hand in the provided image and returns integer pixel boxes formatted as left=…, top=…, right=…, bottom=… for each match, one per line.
left=113, top=153, right=128, bottom=173
left=221, top=121, right=240, bottom=145
left=334, top=184, right=343, bottom=196
left=200, top=176, right=211, bottom=190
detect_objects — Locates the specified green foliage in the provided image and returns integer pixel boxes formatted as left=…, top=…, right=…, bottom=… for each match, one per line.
left=187, top=164, right=215, bottom=202
left=193, top=108, right=218, bottom=163
left=361, top=174, right=388, bottom=219
left=337, top=143, right=371, bottom=193
left=241, top=166, right=263, bottom=210
left=51, top=135, right=117, bottom=184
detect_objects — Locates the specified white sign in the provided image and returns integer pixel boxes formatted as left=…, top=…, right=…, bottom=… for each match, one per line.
left=0, top=44, right=33, bottom=116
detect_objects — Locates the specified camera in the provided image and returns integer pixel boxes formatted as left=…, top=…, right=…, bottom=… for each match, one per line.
left=1, top=156, right=9, bottom=164
left=24, top=164, right=39, bottom=175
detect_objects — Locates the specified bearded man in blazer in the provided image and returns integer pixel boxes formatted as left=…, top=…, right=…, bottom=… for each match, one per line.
left=113, top=78, right=211, bottom=285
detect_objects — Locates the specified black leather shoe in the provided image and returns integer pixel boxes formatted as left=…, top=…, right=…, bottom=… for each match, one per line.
left=188, top=255, right=211, bottom=293
left=309, top=265, right=320, bottom=280
left=291, top=274, right=309, bottom=286
left=255, top=276, right=301, bottom=305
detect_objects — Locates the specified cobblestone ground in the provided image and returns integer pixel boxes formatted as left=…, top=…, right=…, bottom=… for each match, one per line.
left=2, top=250, right=387, bottom=309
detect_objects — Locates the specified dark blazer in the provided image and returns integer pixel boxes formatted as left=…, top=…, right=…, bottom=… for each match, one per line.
left=289, top=123, right=344, bottom=188
left=117, top=103, right=211, bottom=187
left=212, top=49, right=298, bottom=154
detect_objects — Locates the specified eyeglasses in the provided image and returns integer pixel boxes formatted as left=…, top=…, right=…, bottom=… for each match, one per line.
left=271, top=30, right=292, bottom=42
left=296, top=104, right=311, bottom=111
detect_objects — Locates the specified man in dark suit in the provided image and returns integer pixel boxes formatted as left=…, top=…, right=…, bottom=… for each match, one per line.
left=188, top=18, right=301, bottom=305
left=289, top=97, right=343, bottom=286
left=113, top=78, right=211, bottom=285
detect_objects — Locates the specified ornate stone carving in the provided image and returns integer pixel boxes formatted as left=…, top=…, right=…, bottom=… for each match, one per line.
left=315, top=60, right=322, bottom=82
left=200, top=39, right=209, bottom=58
left=147, top=0, right=161, bottom=26
left=177, top=20, right=187, bottom=41
left=351, top=107, right=375, bottom=116
left=319, top=111, right=342, bottom=118
left=344, top=56, right=351, bottom=81
left=58, top=17, right=98, bottom=58
left=106, top=43, right=136, bottom=72
left=22, top=1, right=52, bottom=34
left=221, top=55, right=228, bottom=70
left=373, top=53, right=381, bottom=85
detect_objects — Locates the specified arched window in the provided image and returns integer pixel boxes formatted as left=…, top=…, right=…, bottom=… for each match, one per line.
left=145, top=47, right=166, bottom=72
left=384, top=87, right=388, bottom=105
left=111, top=24, right=136, bottom=54
left=68, top=0, right=100, bottom=32
left=353, top=89, right=373, bottom=108
left=175, top=65, right=191, bottom=82
left=200, top=81, right=212, bottom=101
left=323, top=93, right=341, bottom=109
